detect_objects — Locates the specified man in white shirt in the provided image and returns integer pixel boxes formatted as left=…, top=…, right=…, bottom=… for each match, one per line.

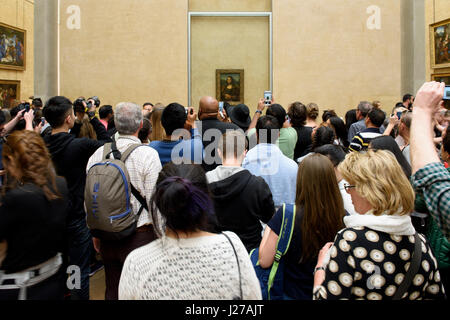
left=86, top=102, right=162, bottom=300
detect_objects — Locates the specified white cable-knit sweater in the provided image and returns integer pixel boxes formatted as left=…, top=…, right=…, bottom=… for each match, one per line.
left=118, top=231, right=262, bottom=300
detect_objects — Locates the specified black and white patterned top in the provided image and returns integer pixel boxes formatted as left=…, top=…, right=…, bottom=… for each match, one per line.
left=313, top=227, right=446, bottom=300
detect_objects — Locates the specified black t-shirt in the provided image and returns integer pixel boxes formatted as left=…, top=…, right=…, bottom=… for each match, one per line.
left=293, top=126, right=313, bottom=160
left=0, top=177, right=69, bottom=273
left=267, top=205, right=315, bottom=300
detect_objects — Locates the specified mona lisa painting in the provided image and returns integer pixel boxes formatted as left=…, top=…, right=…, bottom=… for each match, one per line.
left=216, top=69, right=244, bottom=105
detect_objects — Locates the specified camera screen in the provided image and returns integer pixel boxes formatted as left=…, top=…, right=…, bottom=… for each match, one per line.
left=444, top=86, right=450, bottom=100
left=264, top=92, right=272, bottom=104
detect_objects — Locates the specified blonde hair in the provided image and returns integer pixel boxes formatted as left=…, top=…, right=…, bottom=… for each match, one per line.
left=338, top=150, right=415, bottom=216
left=372, top=101, right=381, bottom=109
left=150, top=105, right=166, bottom=141
left=306, top=103, right=319, bottom=120
left=79, top=114, right=97, bottom=139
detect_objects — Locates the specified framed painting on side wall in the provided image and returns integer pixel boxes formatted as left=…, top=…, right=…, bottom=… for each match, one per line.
left=216, top=69, right=244, bottom=105
left=0, top=80, right=20, bottom=109
left=0, top=22, right=26, bottom=71
left=430, top=18, right=450, bottom=69
left=431, top=73, right=450, bottom=85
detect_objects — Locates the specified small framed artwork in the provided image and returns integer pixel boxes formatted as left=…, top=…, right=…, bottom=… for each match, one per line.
left=216, top=69, right=244, bottom=105
left=0, top=80, right=20, bottom=109
left=430, top=18, right=450, bottom=69
left=431, top=73, right=450, bottom=85
left=0, top=22, right=26, bottom=71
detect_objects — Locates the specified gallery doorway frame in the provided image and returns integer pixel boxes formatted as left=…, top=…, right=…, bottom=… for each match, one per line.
left=188, top=11, right=273, bottom=106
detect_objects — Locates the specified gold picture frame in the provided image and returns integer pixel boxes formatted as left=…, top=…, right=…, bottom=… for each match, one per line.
left=431, top=73, right=450, bottom=85
left=0, top=79, right=20, bottom=109
left=0, top=22, right=26, bottom=71
left=430, top=18, right=450, bottom=69
left=216, top=69, right=244, bottom=105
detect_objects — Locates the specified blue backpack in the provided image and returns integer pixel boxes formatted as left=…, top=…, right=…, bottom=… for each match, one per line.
left=249, top=204, right=296, bottom=300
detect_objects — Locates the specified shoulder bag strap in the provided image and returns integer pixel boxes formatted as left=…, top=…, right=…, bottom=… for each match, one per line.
left=222, top=232, right=242, bottom=300
left=275, top=204, right=297, bottom=259
left=393, top=232, right=422, bottom=300
left=266, top=203, right=296, bottom=299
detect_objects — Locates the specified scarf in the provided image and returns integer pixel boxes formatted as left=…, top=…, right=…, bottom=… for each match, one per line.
left=343, top=210, right=416, bottom=236
left=321, top=211, right=416, bottom=268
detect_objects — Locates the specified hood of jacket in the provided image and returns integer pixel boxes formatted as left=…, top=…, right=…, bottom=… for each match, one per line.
left=206, top=166, right=245, bottom=184
left=43, top=133, right=75, bottom=158
left=208, top=169, right=254, bottom=201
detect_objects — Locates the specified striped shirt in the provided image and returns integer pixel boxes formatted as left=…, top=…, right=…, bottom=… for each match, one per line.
left=86, top=135, right=162, bottom=227
left=349, top=127, right=381, bottom=152
left=347, top=119, right=366, bottom=143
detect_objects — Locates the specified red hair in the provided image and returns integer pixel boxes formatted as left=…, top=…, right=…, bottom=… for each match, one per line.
left=2, top=130, right=60, bottom=201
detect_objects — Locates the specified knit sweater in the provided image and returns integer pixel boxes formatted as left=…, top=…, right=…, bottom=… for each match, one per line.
left=118, top=231, right=262, bottom=300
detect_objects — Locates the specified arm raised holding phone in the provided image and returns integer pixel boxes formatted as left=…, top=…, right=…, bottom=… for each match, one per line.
left=247, top=93, right=275, bottom=133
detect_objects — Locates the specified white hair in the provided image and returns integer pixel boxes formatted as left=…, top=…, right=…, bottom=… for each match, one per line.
left=114, top=102, right=143, bottom=135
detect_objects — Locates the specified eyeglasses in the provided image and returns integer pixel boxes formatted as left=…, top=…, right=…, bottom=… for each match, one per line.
left=344, top=184, right=356, bottom=192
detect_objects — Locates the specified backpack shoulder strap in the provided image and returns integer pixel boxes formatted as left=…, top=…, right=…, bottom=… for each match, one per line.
left=104, top=141, right=122, bottom=160
left=274, top=203, right=297, bottom=261
left=102, top=143, right=113, bottom=160
left=121, top=144, right=143, bottom=162
left=119, top=143, right=149, bottom=215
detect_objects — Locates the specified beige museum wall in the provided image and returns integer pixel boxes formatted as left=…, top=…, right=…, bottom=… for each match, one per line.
left=56, top=0, right=413, bottom=117
left=0, top=0, right=34, bottom=104
left=273, top=0, right=402, bottom=117
left=190, top=16, right=269, bottom=110
left=59, top=0, right=188, bottom=107
left=425, top=0, right=450, bottom=80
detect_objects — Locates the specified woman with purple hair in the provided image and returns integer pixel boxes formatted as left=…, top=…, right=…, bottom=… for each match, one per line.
left=118, top=163, right=262, bottom=300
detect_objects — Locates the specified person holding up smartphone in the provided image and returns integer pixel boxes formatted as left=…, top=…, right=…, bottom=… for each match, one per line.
left=246, top=92, right=274, bottom=135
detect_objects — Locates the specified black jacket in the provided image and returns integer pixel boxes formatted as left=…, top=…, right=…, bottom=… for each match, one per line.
left=199, top=118, right=240, bottom=172
left=0, top=177, right=69, bottom=273
left=43, top=118, right=111, bottom=222
left=208, top=170, right=275, bottom=252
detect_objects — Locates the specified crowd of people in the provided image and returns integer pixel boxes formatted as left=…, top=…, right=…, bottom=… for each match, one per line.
left=0, top=81, right=448, bottom=300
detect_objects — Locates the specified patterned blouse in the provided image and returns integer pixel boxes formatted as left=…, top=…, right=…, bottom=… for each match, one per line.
left=313, top=227, right=446, bottom=300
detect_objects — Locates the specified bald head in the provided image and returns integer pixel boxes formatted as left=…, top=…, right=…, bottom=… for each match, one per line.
left=199, top=96, right=219, bottom=120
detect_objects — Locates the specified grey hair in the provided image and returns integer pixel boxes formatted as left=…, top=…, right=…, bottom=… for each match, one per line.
left=114, top=102, right=143, bottom=135
left=357, top=101, right=373, bottom=117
